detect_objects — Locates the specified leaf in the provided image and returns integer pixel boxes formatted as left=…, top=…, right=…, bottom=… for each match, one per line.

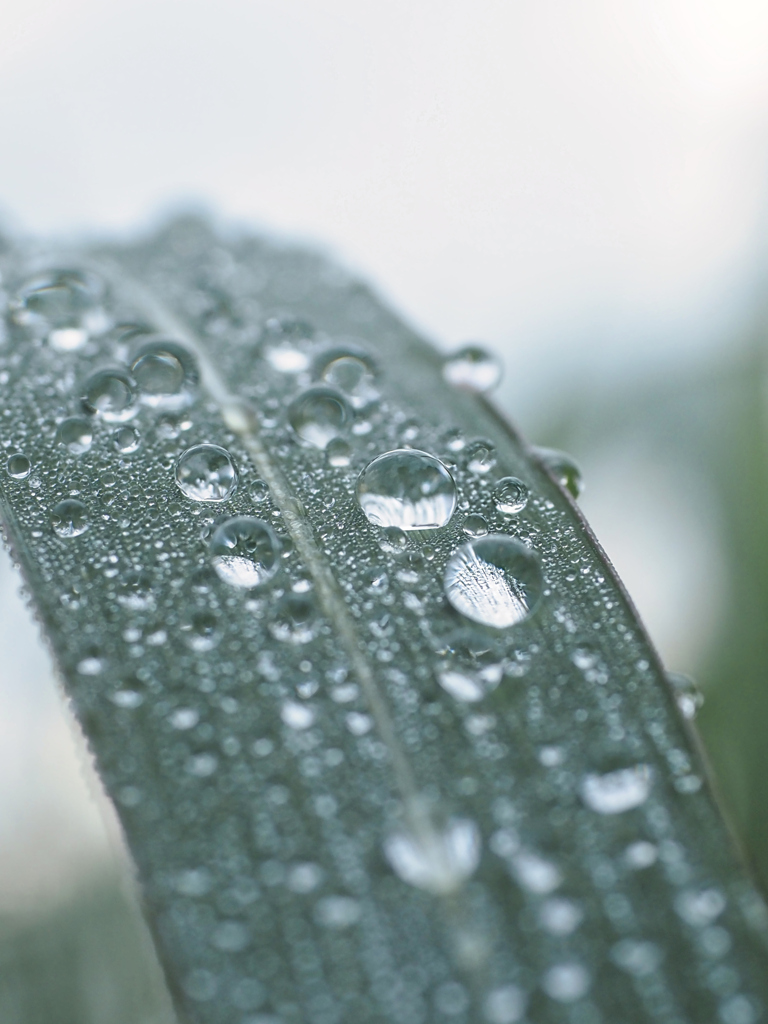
left=1, top=216, right=767, bottom=1023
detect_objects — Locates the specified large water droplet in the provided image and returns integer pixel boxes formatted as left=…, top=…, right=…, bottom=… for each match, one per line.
left=580, top=764, right=652, bottom=814
left=116, top=569, right=155, bottom=610
left=315, top=347, right=378, bottom=409
left=113, top=425, right=140, bottom=454
left=533, top=447, right=582, bottom=498
left=494, top=477, right=529, bottom=515
left=56, top=416, right=93, bottom=454
left=51, top=498, right=89, bottom=537
left=444, top=536, right=543, bottom=628
left=14, top=269, right=106, bottom=346
left=82, top=369, right=137, bottom=422
left=6, top=453, right=31, bottom=479
left=210, top=516, right=280, bottom=588
left=357, top=450, right=457, bottom=530
left=131, top=338, right=199, bottom=409
left=288, top=386, right=351, bottom=449
left=442, top=344, right=502, bottom=393
left=175, top=444, right=237, bottom=502
left=384, top=816, right=481, bottom=894
left=270, top=593, right=318, bottom=644
left=542, top=963, right=590, bottom=1003
left=261, top=317, right=314, bottom=373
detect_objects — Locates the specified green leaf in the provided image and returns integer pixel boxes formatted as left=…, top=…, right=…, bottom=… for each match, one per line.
left=1, top=216, right=767, bottom=1023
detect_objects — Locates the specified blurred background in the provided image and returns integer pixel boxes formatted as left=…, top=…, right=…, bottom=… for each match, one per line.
left=3, top=0, right=768, bottom=1019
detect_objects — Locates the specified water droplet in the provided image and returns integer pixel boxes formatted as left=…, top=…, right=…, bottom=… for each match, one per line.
left=281, top=701, right=315, bottom=730
left=443, top=344, right=502, bottom=393
left=111, top=689, right=144, bottom=708
left=466, top=440, right=496, bottom=475
left=210, top=516, right=280, bottom=588
left=462, top=513, right=488, bottom=537
left=534, top=446, right=583, bottom=498
left=131, top=338, right=199, bottom=409
left=56, top=416, right=93, bottom=454
left=288, top=386, right=351, bottom=449
left=6, top=453, right=31, bottom=479
left=175, top=444, right=237, bottom=502
left=384, top=816, right=481, bottom=894
left=346, top=711, right=373, bottom=736
left=51, top=498, right=89, bottom=537
left=539, top=898, right=583, bottom=936
left=261, top=316, right=314, bottom=372
left=437, top=665, right=500, bottom=703
left=248, top=479, right=269, bottom=503
left=494, top=477, right=529, bottom=515
left=113, top=425, right=140, bottom=453
left=511, top=851, right=562, bottom=894
left=14, top=269, right=105, bottom=345
left=625, top=841, right=657, bottom=869
left=116, top=569, right=154, bottom=610
left=77, top=656, right=103, bottom=675
left=170, top=707, right=199, bottom=730
left=315, top=347, right=378, bottom=409
left=188, top=752, right=218, bottom=777
left=542, top=963, right=590, bottom=1002
left=315, top=896, right=361, bottom=929
left=270, top=593, right=317, bottom=644
left=82, top=369, right=137, bottom=422
left=610, top=939, right=663, bottom=977
left=580, top=764, right=652, bottom=814
left=326, top=437, right=352, bottom=467
left=434, top=982, right=469, bottom=1016
left=211, top=920, right=250, bottom=952
left=444, top=536, right=543, bottom=629
left=183, top=968, right=218, bottom=1002
left=484, top=985, right=526, bottom=1024
left=287, top=862, right=324, bottom=893
left=185, top=610, right=220, bottom=651
left=675, top=887, right=726, bottom=927
left=357, top=450, right=457, bottom=530
left=378, top=526, right=408, bottom=553
left=667, top=671, right=704, bottom=720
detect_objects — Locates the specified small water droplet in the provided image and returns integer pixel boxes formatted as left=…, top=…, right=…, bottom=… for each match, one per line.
left=287, top=862, right=324, bottom=893
left=113, top=425, right=140, bottom=453
left=51, top=498, right=89, bottom=537
left=667, top=671, right=704, bottom=720
left=610, top=939, right=663, bottom=977
left=542, top=963, right=590, bottom=1002
left=170, top=707, right=199, bottom=730
left=539, top=898, right=583, bottom=936
left=248, top=479, right=270, bottom=504
left=270, top=593, right=318, bottom=644
left=14, top=269, right=106, bottom=345
left=261, top=316, right=314, bottom=372
left=111, top=689, right=144, bottom=708
left=444, top=536, right=543, bottom=628
left=281, top=700, right=316, bottom=730
left=437, top=666, right=500, bottom=703
left=346, top=711, right=373, bottom=736
left=533, top=446, right=583, bottom=498
left=494, top=477, right=529, bottom=515
left=466, top=440, right=496, bottom=475
left=6, top=453, right=31, bottom=479
left=326, top=437, right=352, bottom=467
left=131, top=338, right=199, bottom=409
left=357, top=449, right=457, bottom=530
left=175, top=444, right=237, bottom=502
left=625, top=841, right=657, bottom=869
left=378, top=525, right=408, bottom=553
left=82, top=369, right=137, bottom=422
left=211, top=920, right=251, bottom=952
left=188, top=752, right=218, bottom=777
left=443, top=344, right=502, bottom=393
left=511, top=851, right=562, bottom=893
left=314, top=895, right=361, bottom=929
left=462, top=513, right=488, bottom=537
left=675, top=887, right=726, bottom=927
left=210, top=516, right=280, bottom=588
left=116, top=569, right=154, bottom=610
left=288, top=386, right=351, bottom=449
left=56, top=416, right=93, bottom=454
left=484, top=985, right=526, bottom=1024
left=184, top=611, right=220, bottom=651
left=315, top=347, right=378, bottom=409
left=77, top=656, right=103, bottom=675
left=580, top=764, right=652, bottom=814
left=384, top=816, right=481, bottom=894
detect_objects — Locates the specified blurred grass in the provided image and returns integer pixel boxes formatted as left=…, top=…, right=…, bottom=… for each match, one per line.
left=0, top=873, right=177, bottom=1024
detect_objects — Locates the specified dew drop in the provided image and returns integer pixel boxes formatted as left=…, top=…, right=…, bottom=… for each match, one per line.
left=378, top=525, right=408, bottom=553
left=51, top=498, right=89, bottom=538
left=462, top=513, right=488, bottom=537
left=185, top=611, right=220, bottom=651
left=210, top=516, right=280, bottom=589
left=56, top=416, right=93, bottom=454
left=111, top=689, right=144, bottom=709
left=437, top=667, right=500, bottom=703
left=281, top=700, right=315, bottom=730
left=261, top=317, right=314, bottom=372
left=113, top=425, right=140, bottom=454
left=534, top=447, right=583, bottom=498
left=211, top=921, right=250, bottom=952
left=384, top=816, right=481, bottom=894
left=675, top=887, right=726, bottom=927
left=315, top=896, right=361, bottom=929
left=610, top=939, right=663, bottom=977
left=542, top=963, right=590, bottom=1002
left=315, top=347, right=378, bottom=409
left=175, top=444, right=237, bottom=502
left=580, top=764, right=652, bottom=814
left=625, top=841, right=657, bottom=869
left=444, top=536, right=543, bottom=629
left=357, top=450, right=457, bottom=530
left=466, top=440, right=496, bottom=475
left=667, top=671, right=704, bottom=720
left=484, top=985, right=526, bottom=1024
left=494, top=477, right=529, bottom=515
left=326, top=437, right=352, bottom=467
left=539, top=898, right=583, bottom=936
left=131, top=338, right=199, bottom=409
left=288, top=386, right=351, bottom=449
left=14, top=269, right=106, bottom=345
left=116, top=570, right=155, bottom=610
left=443, top=344, right=502, bottom=393
left=249, top=479, right=269, bottom=503
left=82, top=369, right=137, bottom=422
left=6, top=453, right=31, bottom=479
left=170, top=707, right=199, bottom=730
left=270, top=593, right=318, bottom=644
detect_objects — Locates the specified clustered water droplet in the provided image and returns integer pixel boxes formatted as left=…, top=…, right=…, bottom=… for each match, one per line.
left=357, top=450, right=457, bottom=530
left=56, top=416, right=93, bottom=454
left=6, top=453, right=31, bottom=479
left=51, top=498, right=89, bottom=538
left=175, top=444, right=237, bottom=502
left=82, top=368, right=137, bottom=422
left=209, top=516, right=280, bottom=588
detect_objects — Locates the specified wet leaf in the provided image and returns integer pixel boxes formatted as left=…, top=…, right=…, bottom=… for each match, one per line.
left=1, top=217, right=767, bottom=1023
